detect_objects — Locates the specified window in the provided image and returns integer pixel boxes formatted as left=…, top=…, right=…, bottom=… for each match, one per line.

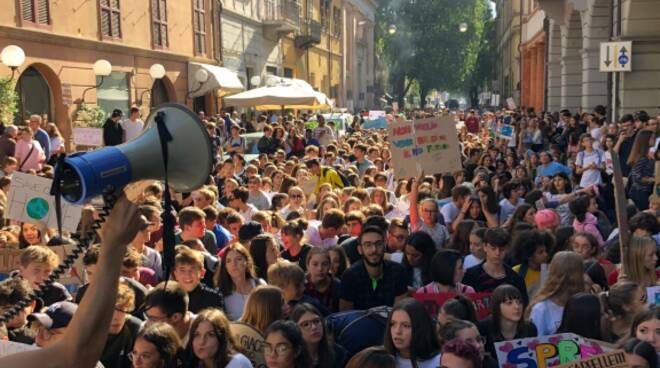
left=284, top=68, right=293, bottom=78
left=193, top=0, right=206, bottom=55
left=152, top=0, right=168, bottom=48
left=320, top=0, right=330, bottom=30
left=100, top=0, right=121, bottom=39
left=332, top=6, right=341, bottom=37
left=266, top=66, right=278, bottom=76
left=212, top=0, right=222, bottom=62
left=97, top=72, right=129, bottom=118
left=20, top=0, right=50, bottom=26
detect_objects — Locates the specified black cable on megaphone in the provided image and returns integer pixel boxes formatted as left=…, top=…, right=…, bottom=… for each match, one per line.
left=154, top=111, right=176, bottom=283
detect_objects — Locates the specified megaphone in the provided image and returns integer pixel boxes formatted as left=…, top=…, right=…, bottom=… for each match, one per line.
left=57, top=103, right=213, bottom=204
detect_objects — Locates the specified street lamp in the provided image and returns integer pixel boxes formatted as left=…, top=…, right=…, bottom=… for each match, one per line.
left=459, top=22, right=468, bottom=33
left=81, top=59, right=113, bottom=103
left=139, top=63, right=167, bottom=105
left=1, top=45, right=26, bottom=80
left=388, top=24, right=397, bottom=35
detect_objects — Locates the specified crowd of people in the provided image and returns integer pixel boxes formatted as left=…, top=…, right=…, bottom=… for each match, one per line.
left=0, top=104, right=658, bottom=368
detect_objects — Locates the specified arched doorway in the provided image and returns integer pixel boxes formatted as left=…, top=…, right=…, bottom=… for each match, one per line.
left=150, top=79, right=170, bottom=107
left=14, top=66, right=52, bottom=125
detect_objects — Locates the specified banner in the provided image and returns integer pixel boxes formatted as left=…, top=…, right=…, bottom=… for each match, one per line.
left=230, top=322, right=266, bottom=368
left=495, top=333, right=614, bottom=368
left=7, top=172, right=83, bottom=232
left=0, top=244, right=86, bottom=293
left=413, top=291, right=492, bottom=320
left=556, top=350, right=627, bottom=368
left=388, top=116, right=462, bottom=178
left=73, top=127, right=104, bottom=147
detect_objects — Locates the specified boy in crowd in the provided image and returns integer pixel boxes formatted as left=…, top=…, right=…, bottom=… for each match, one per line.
left=143, top=281, right=195, bottom=344
left=28, top=301, right=77, bottom=348
left=0, top=277, right=36, bottom=344
left=172, top=246, right=224, bottom=313
left=101, top=281, right=141, bottom=368
left=0, top=156, right=17, bottom=178
left=203, top=205, right=232, bottom=251
left=305, top=209, right=345, bottom=248
left=17, top=245, right=71, bottom=307
left=228, top=187, right=259, bottom=222
left=175, top=206, right=218, bottom=254
left=268, top=260, right=329, bottom=316
left=463, top=228, right=529, bottom=305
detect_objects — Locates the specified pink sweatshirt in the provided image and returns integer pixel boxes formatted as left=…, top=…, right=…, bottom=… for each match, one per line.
left=15, top=139, right=45, bottom=172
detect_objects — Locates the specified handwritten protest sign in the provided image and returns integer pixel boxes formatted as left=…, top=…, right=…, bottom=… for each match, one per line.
left=7, top=172, right=82, bottom=232
left=413, top=292, right=492, bottom=320
left=388, top=116, right=462, bottom=178
left=646, top=286, right=660, bottom=305
left=0, top=244, right=86, bottom=293
left=556, top=350, right=627, bottom=368
left=231, top=322, right=266, bottom=368
left=368, top=110, right=386, bottom=120
left=73, top=127, right=104, bottom=147
left=495, top=333, right=614, bottom=368
left=506, top=97, right=517, bottom=110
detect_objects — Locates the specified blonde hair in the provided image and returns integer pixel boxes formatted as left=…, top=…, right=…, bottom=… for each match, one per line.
left=20, top=246, right=59, bottom=268
left=116, top=279, right=136, bottom=312
left=526, top=251, right=584, bottom=317
left=267, top=259, right=305, bottom=289
left=240, top=285, right=284, bottom=333
left=624, top=236, right=657, bottom=288
left=174, top=245, right=205, bottom=270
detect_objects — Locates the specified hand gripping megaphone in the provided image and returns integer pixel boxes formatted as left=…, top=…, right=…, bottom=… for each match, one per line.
left=57, top=103, right=213, bottom=204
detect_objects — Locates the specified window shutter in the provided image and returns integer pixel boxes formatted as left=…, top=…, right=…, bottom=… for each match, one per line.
left=101, top=8, right=110, bottom=36
left=37, top=0, right=49, bottom=24
left=22, top=0, right=34, bottom=22
left=111, top=11, right=121, bottom=37
left=161, top=24, right=168, bottom=46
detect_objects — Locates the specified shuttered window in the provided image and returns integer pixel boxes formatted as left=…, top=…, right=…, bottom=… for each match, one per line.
left=193, top=0, right=206, bottom=55
left=21, top=0, right=50, bottom=25
left=100, top=0, right=121, bottom=39
left=152, top=0, right=168, bottom=47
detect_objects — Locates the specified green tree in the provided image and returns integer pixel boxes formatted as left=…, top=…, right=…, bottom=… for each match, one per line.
left=376, top=0, right=490, bottom=107
left=0, top=77, right=18, bottom=125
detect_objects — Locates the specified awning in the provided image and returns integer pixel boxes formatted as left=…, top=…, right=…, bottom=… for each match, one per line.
left=188, top=62, right=244, bottom=98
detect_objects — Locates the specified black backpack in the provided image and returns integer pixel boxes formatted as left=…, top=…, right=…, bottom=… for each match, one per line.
left=325, top=306, right=391, bottom=358
left=323, top=167, right=350, bottom=187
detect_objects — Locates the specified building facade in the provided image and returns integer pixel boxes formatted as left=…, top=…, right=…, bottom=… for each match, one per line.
left=341, top=0, right=377, bottom=111
left=520, top=0, right=546, bottom=112
left=0, top=0, right=229, bottom=144
left=494, top=0, right=522, bottom=105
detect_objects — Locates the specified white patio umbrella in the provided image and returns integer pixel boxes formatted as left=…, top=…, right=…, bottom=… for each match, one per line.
left=223, top=77, right=332, bottom=111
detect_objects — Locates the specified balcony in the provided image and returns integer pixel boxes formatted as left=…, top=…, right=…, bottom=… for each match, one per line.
left=263, top=0, right=300, bottom=38
left=295, top=20, right=321, bottom=49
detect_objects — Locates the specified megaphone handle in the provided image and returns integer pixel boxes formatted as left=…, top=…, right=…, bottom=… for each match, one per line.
left=50, top=154, right=66, bottom=238
left=154, top=112, right=176, bottom=279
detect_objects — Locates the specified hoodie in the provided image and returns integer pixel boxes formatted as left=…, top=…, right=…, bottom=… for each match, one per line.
left=573, top=212, right=605, bottom=247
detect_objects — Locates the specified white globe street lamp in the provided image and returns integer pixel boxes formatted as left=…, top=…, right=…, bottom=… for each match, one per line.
left=388, top=24, right=397, bottom=35
left=149, top=63, right=166, bottom=80
left=1, top=45, right=26, bottom=79
left=459, top=22, right=468, bottom=33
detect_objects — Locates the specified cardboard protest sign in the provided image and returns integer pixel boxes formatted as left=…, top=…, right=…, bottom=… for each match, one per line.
left=0, top=244, right=86, bottom=294
left=7, top=172, right=83, bottom=232
left=231, top=322, right=266, bottom=368
left=500, top=125, right=514, bottom=140
left=495, top=333, right=614, bottom=368
left=413, top=292, right=492, bottom=320
left=556, top=350, right=627, bottom=368
left=506, top=97, right=517, bottom=110
left=646, top=286, right=660, bottom=305
left=73, top=127, right=104, bottom=146
left=388, top=116, right=462, bottom=179
left=368, top=110, right=386, bottom=120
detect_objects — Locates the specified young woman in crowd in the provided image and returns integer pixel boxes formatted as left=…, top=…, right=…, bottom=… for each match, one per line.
left=511, top=229, right=550, bottom=297
left=608, top=235, right=658, bottom=287
left=622, top=338, right=658, bottom=368
left=327, top=246, right=349, bottom=279
left=280, top=187, right=307, bottom=219
left=280, top=219, right=312, bottom=271
left=18, top=222, right=47, bottom=248
left=215, top=243, right=266, bottom=321
left=290, top=303, right=347, bottom=368
left=527, top=251, right=585, bottom=336
left=556, top=292, right=604, bottom=340
left=478, top=284, right=537, bottom=357
left=504, top=204, right=536, bottom=233
left=184, top=309, right=252, bottom=367
left=436, top=295, right=478, bottom=328
left=627, top=129, right=655, bottom=210
left=464, top=227, right=487, bottom=269
left=130, top=322, right=182, bottom=368
left=575, top=134, right=604, bottom=188
left=401, top=231, right=437, bottom=289
left=417, top=249, right=474, bottom=294
left=384, top=298, right=441, bottom=368
left=304, top=247, right=340, bottom=313
left=249, top=234, right=281, bottom=281
left=601, top=281, right=648, bottom=341
left=438, top=319, right=497, bottom=368
left=448, top=220, right=479, bottom=256
left=264, top=320, right=311, bottom=368
left=570, top=232, right=616, bottom=276
left=239, top=285, right=285, bottom=334
left=408, top=174, right=450, bottom=249
left=629, top=306, right=660, bottom=352
left=569, top=195, right=605, bottom=247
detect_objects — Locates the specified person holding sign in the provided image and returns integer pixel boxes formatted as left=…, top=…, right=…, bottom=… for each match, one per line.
left=408, top=173, right=450, bottom=249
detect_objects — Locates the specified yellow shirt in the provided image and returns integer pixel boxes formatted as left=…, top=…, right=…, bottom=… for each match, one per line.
left=513, top=264, right=541, bottom=297
left=315, top=167, right=345, bottom=193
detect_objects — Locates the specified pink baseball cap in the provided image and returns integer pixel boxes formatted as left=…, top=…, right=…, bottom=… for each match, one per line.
left=535, top=209, right=560, bottom=230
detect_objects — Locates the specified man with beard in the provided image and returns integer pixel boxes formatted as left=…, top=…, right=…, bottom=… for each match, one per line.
left=338, top=226, right=408, bottom=311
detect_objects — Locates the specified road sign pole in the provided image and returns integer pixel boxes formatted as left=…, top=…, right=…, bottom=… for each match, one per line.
left=611, top=71, right=618, bottom=122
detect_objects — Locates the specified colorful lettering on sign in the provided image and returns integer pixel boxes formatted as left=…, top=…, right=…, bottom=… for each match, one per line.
left=498, top=334, right=607, bottom=368
left=414, top=122, right=438, bottom=131
left=393, top=138, right=414, bottom=148
left=393, top=126, right=412, bottom=136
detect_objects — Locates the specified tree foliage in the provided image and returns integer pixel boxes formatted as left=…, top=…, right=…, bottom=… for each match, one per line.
left=0, top=77, right=18, bottom=125
left=376, top=0, right=491, bottom=106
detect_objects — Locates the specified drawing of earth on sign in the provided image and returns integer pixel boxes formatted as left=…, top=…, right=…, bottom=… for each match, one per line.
left=26, top=198, right=49, bottom=220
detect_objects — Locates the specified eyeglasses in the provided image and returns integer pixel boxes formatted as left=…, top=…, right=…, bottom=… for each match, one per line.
left=361, top=241, right=385, bottom=250
left=142, top=312, right=168, bottom=323
left=128, top=352, right=155, bottom=362
left=290, top=195, right=303, bottom=199
left=263, top=343, right=291, bottom=356
left=422, top=208, right=438, bottom=214
left=298, top=317, right=322, bottom=329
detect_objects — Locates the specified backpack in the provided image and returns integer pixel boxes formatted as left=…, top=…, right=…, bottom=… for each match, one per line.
left=325, top=306, right=391, bottom=358
left=323, top=167, right=350, bottom=187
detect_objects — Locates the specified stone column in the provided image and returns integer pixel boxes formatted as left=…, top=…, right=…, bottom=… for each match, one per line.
left=530, top=47, right=538, bottom=110
left=560, top=11, right=583, bottom=112
left=581, top=0, right=610, bottom=112
left=618, top=0, right=660, bottom=116
left=546, top=19, right=562, bottom=112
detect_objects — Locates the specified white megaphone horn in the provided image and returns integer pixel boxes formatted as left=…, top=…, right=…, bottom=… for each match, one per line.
left=57, top=103, right=213, bottom=204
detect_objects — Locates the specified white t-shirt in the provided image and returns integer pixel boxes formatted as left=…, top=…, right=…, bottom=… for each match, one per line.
left=529, top=299, right=564, bottom=336
left=440, top=201, right=460, bottom=227
left=239, top=203, right=259, bottom=222
left=576, top=150, right=604, bottom=188
left=305, top=222, right=338, bottom=248
left=121, top=118, right=144, bottom=142
left=395, top=352, right=442, bottom=368
left=226, top=353, right=253, bottom=368
left=463, top=254, right=484, bottom=269
left=224, top=278, right=265, bottom=321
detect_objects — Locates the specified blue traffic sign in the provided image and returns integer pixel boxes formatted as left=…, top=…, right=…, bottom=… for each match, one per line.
left=619, top=55, right=629, bottom=65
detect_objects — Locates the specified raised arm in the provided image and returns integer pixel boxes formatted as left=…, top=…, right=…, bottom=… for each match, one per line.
left=408, top=172, right=423, bottom=229
left=0, top=194, right=145, bottom=368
